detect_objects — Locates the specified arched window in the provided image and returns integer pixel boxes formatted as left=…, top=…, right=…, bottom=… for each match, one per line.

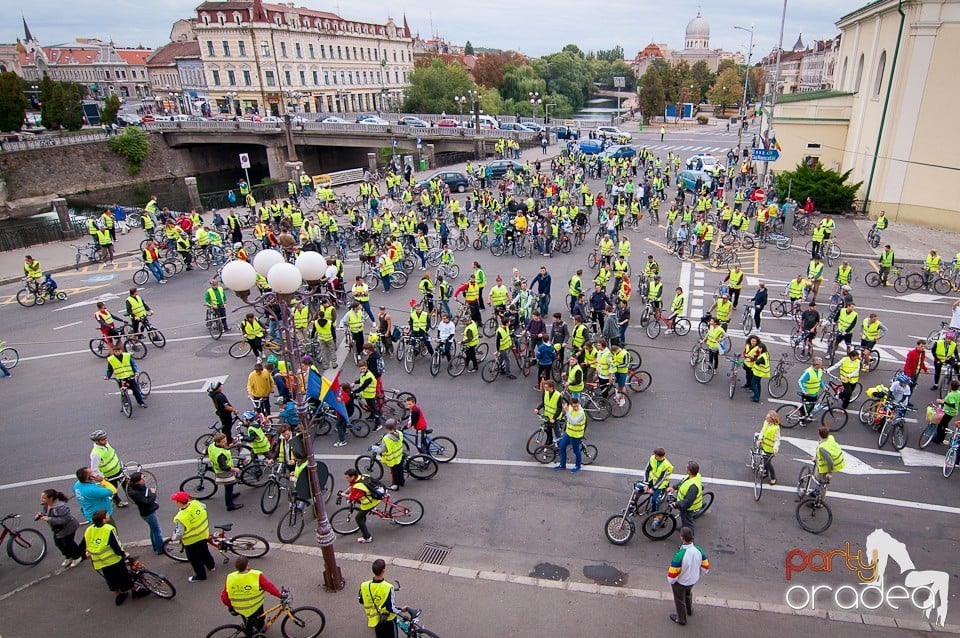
left=873, top=50, right=886, bottom=96
left=853, top=54, right=864, bottom=93
left=839, top=57, right=848, bottom=90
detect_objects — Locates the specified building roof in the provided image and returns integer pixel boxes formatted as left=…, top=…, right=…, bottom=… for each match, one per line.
left=638, top=42, right=666, bottom=59
left=116, top=49, right=153, bottom=66
left=194, top=1, right=409, bottom=37
left=686, top=12, right=709, bottom=38
left=776, top=89, right=853, bottom=103
left=42, top=46, right=99, bottom=65
left=837, top=0, right=893, bottom=25
left=145, top=40, right=200, bottom=68
left=793, top=34, right=805, bottom=51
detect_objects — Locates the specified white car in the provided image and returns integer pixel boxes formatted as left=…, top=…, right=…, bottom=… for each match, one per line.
left=595, top=126, right=632, bottom=142
left=260, top=116, right=282, bottom=123
left=319, top=116, right=349, bottom=124
left=357, top=116, right=390, bottom=125
left=685, top=153, right=719, bottom=169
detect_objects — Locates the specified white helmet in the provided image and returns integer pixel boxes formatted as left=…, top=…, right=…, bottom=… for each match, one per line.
left=234, top=242, right=243, bottom=249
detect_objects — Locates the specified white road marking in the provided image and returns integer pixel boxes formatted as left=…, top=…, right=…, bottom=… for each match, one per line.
left=883, top=293, right=949, bottom=304
left=782, top=437, right=908, bottom=475
left=679, top=261, right=692, bottom=317
left=900, top=447, right=952, bottom=467
left=52, top=321, right=83, bottom=331
left=18, top=334, right=222, bottom=363
left=52, top=291, right=122, bottom=313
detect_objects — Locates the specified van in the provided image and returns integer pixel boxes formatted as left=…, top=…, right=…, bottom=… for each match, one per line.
left=477, top=114, right=500, bottom=130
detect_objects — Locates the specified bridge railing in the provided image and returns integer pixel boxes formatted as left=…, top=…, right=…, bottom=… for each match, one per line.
left=0, top=131, right=109, bottom=153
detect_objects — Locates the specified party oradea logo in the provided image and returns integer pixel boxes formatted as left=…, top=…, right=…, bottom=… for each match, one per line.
left=784, top=529, right=948, bottom=627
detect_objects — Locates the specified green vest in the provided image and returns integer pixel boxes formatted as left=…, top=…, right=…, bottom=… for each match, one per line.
left=348, top=309, right=365, bottom=334
left=247, top=425, right=271, bottom=454
left=802, top=367, right=823, bottom=395
left=648, top=456, right=674, bottom=489
left=208, top=442, right=234, bottom=474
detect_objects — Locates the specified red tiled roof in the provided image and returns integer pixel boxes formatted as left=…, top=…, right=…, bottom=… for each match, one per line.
left=117, top=49, right=153, bottom=66
left=145, top=40, right=200, bottom=67
left=44, top=46, right=100, bottom=65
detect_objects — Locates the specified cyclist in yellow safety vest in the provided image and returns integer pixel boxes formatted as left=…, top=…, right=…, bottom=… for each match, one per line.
left=124, top=287, right=151, bottom=337
left=170, top=490, right=216, bottom=581
left=643, top=447, right=674, bottom=509
left=554, top=397, right=587, bottom=472
left=806, top=258, right=824, bottom=298
left=834, top=302, right=858, bottom=350
left=342, top=468, right=381, bottom=543
left=668, top=461, right=705, bottom=532
left=104, top=346, right=146, bottom=408
left=708, top=293, right=733, bottom=330
left=221, top=556, right=284, bottom=635
left=378, top=420, right=406, bottom=490
left=81, top=509, right=136, bottom=605
left=814, top=426, right=845, bottom=484
left=830, top=349, right=861, bottom=409
left=701, top=317, right=726, bottom=371
left=495, top=319, right=516, bottom=379
left=758, top=411, right=781, bottom=484
left=797, top=359, right=825, bottom=421
left=924, top=250, right=942, bottom=289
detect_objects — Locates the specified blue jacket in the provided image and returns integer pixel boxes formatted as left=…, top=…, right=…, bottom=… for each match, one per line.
left=73, top=480, right=115, bottom=522
left=535, top=342, right=557, bottom=366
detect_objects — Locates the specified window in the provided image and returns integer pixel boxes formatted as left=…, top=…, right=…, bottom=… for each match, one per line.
left=299, top=70, right=306, bottom=85
left=348, top=72, right=354, bottom=84
left=374, top=49, right=378, bottom=61
left=853, top=54, right=864, bottom=92
left=243, top=70, right=251, bottom=86
left=280, top=42, right=287, bottom=57
left=295, top=43, right=302, bottom=58
left=226, top=70, right=235, bottom=85
left=393, top=50, right=397, bottom=62
left=324, top=71, right=329, bottom=85
left=320, top=45, right=326, bottom=59
left=308, top=44, right=315, bottom=59
left=339, top=71, right=345, bottom=84
left=211, top=70, right=221, bottom=86
left=284, top=70, right=292, bottom=85
left=345, top=47, right=350, bottom=60
left=261, top=42, right=270, bottom=57
left=839, top=57, right=848, bottom=89
left=337, top=46, right=342, bottom=59
left=238, top=41, right=246, bottom=57
left=265, top=70, right=275, bottom=86
left=222, top=41, right=231, bottom=56
left=312, top=70, right=318, bottom=85
left=207, top=41, right=215, bottom=57
left=873, top=51, right=886, bottom=96
left=332, top=72, right=337, bottom=85
left=234, top=13, right=241, bottom=25
left=353, top=47, right=357, bottom=59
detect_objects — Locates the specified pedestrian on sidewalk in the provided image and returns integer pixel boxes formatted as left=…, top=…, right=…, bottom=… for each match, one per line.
left=666, top=526, right=710, bottom=626
left=359, top=558, right=406, bottom=638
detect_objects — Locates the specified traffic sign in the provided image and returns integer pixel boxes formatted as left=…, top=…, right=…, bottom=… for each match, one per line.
left=239, top=153, right=251, bottom=169
left=750, top=188, right=766, bottom=202
left=750, top=148, right=780, bottom=162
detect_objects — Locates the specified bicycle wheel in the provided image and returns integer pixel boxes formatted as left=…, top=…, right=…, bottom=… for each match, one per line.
left=796, top=497, right=833, bottom=534
left=353, top=455, right=385, bottom=481
left=934, top=277, right=951, bottom=295
left=329, top=507, right=360, bottom=535
left=391, top=498, right=425, bottom=526
left=582, top=443, right=598, bottom=465
left=194, top=432, right=215, bottom=454
left=228, top=533, right=269, bottom=558
left=429, top=352, right=441, bottom=377
left=89, top=338, right=110, bottom=358
left=583, top=396, right=610, bottom=422
left=426, top=436, right=457, bottom=462
left=878, top=419, right=893, bottom=448
left=206, top=313, right=223, bottom=340
left=944, top=447, right=958, bottom=478
left=768, top=374, right=788, bottom=399
left=205, top=625, right=245, bottom=638
left=120, top=391, right=133, bottom=418
left=405, top=454, right=438, bottom=480
left=769, top=300, right=786, bottom=318
left=480, top=360, right=500, bottom=383
left=821, top=407, right=848, bottom=432
left=476, top=342, right=490, bottom=362
left=348, top=419, right=371, bottom=439
left=796, top=465, right=814, bottom=499
left=228, top=341, right=252, bottom=358
left=162, top=260, right=179, bottom=277
left=277, top=507, right=305, bottom=543
left=891, top=421, right=908, bottom=450
left=261, top=480, right=282, bottom=515
left=281, top=606, right=327, bottom=638
left=393, top=271, right=408, bottom=288
left=609, top=392, right=631, bottom=418
left=919, top=423, right=938, bottom=449
left=6, top=527, right=46, bottom=565
left=533, top=445, right=557, bottom=464
left=15, top=288, right=38, bottom=308
left=403, top=348, right=415, bottom=374
left=179, top=474, right=217, bottom=500
left=627, top=370, right=652, bottom=393
left=864, top=271, right=881, bottom=287
left=645, top=320, right=661, bottom=339
left=239, top=462, right=269, bottom=487
left=693, top=492, right=715, bottom=516
left=135, top=569, right=176, bottom=599
left=689, top=344, right=702, bottom=368
left=0, top=347, right=20, bottom=369
left=694, top=359, right=715, bottom=384
left=133, top=268, right=150, bottom=286
left=776, top=404, right=803, bottom=429
left=752, top=458, right=764, bottom=501
left=640, top=511, right=676, bottom=541
left=161, top=538, right=189, bottom=562
left=674, top=318, right=691, bottom=336
left=864, top=350, right=880, bottom=373
left=906, top=273, right=925, bottom=290
left=626, top=348, right=642, bottom=371
left=892, top=276, right=909, bottom=293
left=526, top=429, right=548, bottom=455
left=125, top=339, right=148, bottom=360
left=604, top=513, right=636, bottom=545
left=146, top=328, right=166, bottom=348
left=137, top=371, right=152, bottom=396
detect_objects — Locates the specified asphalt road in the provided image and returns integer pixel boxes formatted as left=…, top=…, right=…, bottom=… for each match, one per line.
left=0, top=132, right=957, bottom=636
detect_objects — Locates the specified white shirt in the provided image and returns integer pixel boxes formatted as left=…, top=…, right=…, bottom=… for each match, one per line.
left=323, top=265, right=338, bottom=280
left=950, top=304, right=960, bottom=330
left=437, top=321, right=456, bottom=341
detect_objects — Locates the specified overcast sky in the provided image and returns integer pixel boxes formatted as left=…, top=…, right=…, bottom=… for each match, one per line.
left=5, top=0, right=868, bottom=58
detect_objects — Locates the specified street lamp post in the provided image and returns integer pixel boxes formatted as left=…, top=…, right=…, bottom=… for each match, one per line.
left=220, top=253, right=345, bottom=592
left=734, top=24, right=755, bottom=160
left=529, top=91, right=541, bottom=123
left=468, top=89, right=481, bottom=131
left=454, top=95, right=466, bottom=122
left=762, top=0, right=789, bottom=185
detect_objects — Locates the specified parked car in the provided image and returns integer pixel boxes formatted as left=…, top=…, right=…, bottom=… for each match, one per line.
left=319, top=115, right=349, bottom=124
left=399, top=116, right=429, bottom=128
left=595, top=125, right=632, bottom=141
left=554, top=125, right=579, bottom=140
left=519, top=122, right=545, bottom=133
left=140, top=115, right=156, bottom=123
left=685, top=152, right=718, bottom=170
left=357, top=115, right=389, bottom=125
left=117, top=114, right=142, bottom=126
left=477, top=114, right=500, bottom=129
left=601, top=145, right=637, bottom=160
left=499, top=122, right=525, bottom=131
left=417, top=171, right=469, bottom=193
left=579, top=138, right=605, bottom=155
left=436, top=118, right=460, bottom=128
left=677, top=169, right=713, bottom=192
left=484, top=160, right=527, bottom=180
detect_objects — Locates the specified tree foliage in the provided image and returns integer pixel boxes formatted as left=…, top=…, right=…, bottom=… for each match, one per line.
left=638, top=66, right=666, bottom=124
left=108, top=125, right=151, bottom=175
left=464, top=41, right=474, bottom=55
left=63, top=84, right=84, bottom=130
left=0, top=72, right=28, bottom=131
left=404, top=58, right=475, bottom=114
left=38, top=77, right=85, bottom=130
left=101, top=94, right=121, bottom=125
left=592, top=46, right=624, bottom=62
left=775, top=163, right=863, bottom=213
left=708, top=67, right=743, bottom=115
left=687, top=61, right=715, bottom=104
left=473, top=54, right=506, bottom=88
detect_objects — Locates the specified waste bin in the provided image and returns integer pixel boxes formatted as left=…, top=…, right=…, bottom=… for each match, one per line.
left=419, top=159, right=427, bottom=171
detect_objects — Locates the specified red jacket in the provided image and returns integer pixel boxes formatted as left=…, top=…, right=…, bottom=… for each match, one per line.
left=904, top=348, right=928, bottom=376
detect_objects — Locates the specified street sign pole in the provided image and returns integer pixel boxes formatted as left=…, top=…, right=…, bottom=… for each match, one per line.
left=239, top=153, right=251, bottom=190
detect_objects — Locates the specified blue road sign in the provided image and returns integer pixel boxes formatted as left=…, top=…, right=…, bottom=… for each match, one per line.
left=750, top=148, right=781, bottom=162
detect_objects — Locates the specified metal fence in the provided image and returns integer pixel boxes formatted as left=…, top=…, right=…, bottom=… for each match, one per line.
left=0, top=218, right=88, bottom=252
left=0, top=131, right=110, bottom=153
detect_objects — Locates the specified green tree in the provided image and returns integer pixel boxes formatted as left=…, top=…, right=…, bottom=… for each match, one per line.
left=63, top=84, right=84, bottom=130
left=108, top=125, right=151, bottom=175
left=775, top=163, right=863, bottom=213
left=708, top=67, right=743, bottom=116
left=686, top=60, right=716, bottom=104
left=479, top=88, right=503, bottom=115
left=101, top=94, right=121, bottom=125
left=594, top=46, right=625, bottom=62
left=535, top=50, right=593, bottom=111
left=403, top=58, right=476, bottom=114
left=500, top=64, right=545, bottom=103
left=638, top=66, right=667, bottom=124
left=39, top=76, right=64, bottom=129
left=464, top=41, right=474, bottom=55
left=0, top=72, right=28, bottom=131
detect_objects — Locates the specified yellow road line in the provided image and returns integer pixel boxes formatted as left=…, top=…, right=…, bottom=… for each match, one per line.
left=0, top=283, right=111, bottom=306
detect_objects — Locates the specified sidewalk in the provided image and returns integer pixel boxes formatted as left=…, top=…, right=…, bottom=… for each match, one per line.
left=0, top=541, right=948, bottom=637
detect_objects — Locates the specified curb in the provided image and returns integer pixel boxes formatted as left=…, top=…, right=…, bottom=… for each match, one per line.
left=0, top=248, right=141, bottom=287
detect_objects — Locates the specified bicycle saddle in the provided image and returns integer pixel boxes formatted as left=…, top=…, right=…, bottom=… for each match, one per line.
left=407, top=608, right=422, bottom=620
left=423, top=429, right=433, bottom=435
left=215, top=523, right=233, bottom=531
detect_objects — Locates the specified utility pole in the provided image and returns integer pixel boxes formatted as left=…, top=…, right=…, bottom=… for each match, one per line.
left=734, top=24, right=755, bottom=161
left=762, top=0, right=789, bottom=185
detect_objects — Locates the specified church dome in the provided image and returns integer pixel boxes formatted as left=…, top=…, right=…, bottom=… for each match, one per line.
left=685, top=12, right=710, bottom=39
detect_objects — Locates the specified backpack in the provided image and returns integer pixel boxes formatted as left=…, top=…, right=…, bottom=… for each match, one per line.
left=361, top=475, right=386, bottom=499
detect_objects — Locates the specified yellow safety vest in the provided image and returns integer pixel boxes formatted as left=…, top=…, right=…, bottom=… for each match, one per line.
left=126, top=295, right=147, bottom=319
left=839, top=356, right=860, bottom=383
left=926, top=254, right=941, bottom=272
left=360, top=580, right=396, bottom=627
left=490, top=285, right=509, bottom=307
left=243, top=320, right=265, bottom=340
left=801, top=367, right=823, bottom=395
left=676, top=475, right=704, bottom=511
left=496, top=326, right=513, bottom=351
left=837, top=308, right=857, bottom=332
left=84, top=524, right=123, bottom=570
left=174, top=500, right=210, bottom=545
left=380, top=432, right=404, bottom=467
left=936, top=340, right=957, bottom=363
left=565, top=406, right=586, bottom=438
left=353, top=283, right=370, bottom=302
left=837, top=265, right=852, bottom=284
left=861, top=319, right=882, bottom=341
left=358, top=371, right=377, bottom=399
left=705, top=326, right=725, bottom=350
left=542, top=390, right=562, bottom=420
left=353, top=479, right=380, bottom=511
left=788, top=279, right=805, bottom=299
left=226, top=569, right=266, bottom=618
left=410, top=309, right=428, bottom=332
left=760, top=419, right=780, bottom=454
left=293, top=306, right=310, bottom=329
left=648, top=455, right=674, bottom=490
left=107, top=353, right=134, bottom=379
left=347, top=309, right=365, bottom=334
left=715, top=298, right=732, bottom=322
left=753, top=351, right=771, bottom=378
left=567, top=364, right=584, bottom=392
left=463, top=323, right=479, bottom=347
left=671, top=294, right=685, bottom=314
left=727, top=270, right=743, bottom=289
left=816, top=435, right=846, bottom=473
left=92, top=443, right=123, bottom=479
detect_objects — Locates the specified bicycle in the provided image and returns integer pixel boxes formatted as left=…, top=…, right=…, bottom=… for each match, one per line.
left=776, top=392, right=848, bottom=430
left=16, top=277, right=67, bottom=307
left=644, top=307, right=691, bottom=339
left=353, top=447, right=439, bottom=482
left=795, top=463, right=833, bottom=534
left=603, top=480, right=666, bottom=545
left=0, top=341, right=20, bottom=370
left=944, top=427, right=959, bottom=478
left=747, top=433, right=772, bottom=501
left=114, top=461, right=159, bottom=502
left=394, top=602, right=440, bottom=638
left=726, top=355, right=745, bottom=399
left=110, top=372, right=151, bottom=418
left=228, top=335, right=282, bottom=359
left=866, top=224, right=882, bottom=248
left=480, top=346, right=530, bottom=382
left=178, top=451, right=258, bottom=500
left=204, top=587, right=326, bottom=638
left=72, top=242, right=104, bottom=269
left=329, top=490, right=424, bottom=535
left=89, top=324, right=148, bottom=360
left=206, top=305, right=225, bottom=340
left=446, top=340, right=490, bottom=377
left=162, top=523, right=270, bottom=564
left=639, top=491, right=715, bottom=540
left=740, top=304, right=755, bottom=336
left=876, top=404, right=910, bottom=451
left=131, top=314, right=167, bottom=349
left=532, top=435, right=598, bottom=465
left=0, top=513, right=47, bottom=565
left=689, top=342, right=716, bottom=384
left=276, top=461, right=335, bottom=543
left=919, top=402, right=945, bottom=449
left=399, top=423, right=458, bottom=462
left=124, top=555, right=177, bottom=599
left=767, top=353, right=792, bottom=398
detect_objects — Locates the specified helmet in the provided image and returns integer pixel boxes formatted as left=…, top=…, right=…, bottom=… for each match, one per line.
left=894, top=371, right=910, bottom=384
left=89, top=429, right=107, bottom=441
left=266, top=354, right=279, bottom=364
left=234, top=242, right=243, bottom=249
left=240, top=410, right=257, bottom=422
left=654, top=275, right=661, bottom=280
left=206, top=380, right=223, bottom=395
left=841, top=285, right=851, bottom=291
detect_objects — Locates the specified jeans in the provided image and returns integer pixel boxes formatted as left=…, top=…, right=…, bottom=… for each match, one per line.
left=538, top=294, right=550, bottom=316
left=53, top=533, right=83, bottom=560
left=359, top=301, right=375, bottom=323
left=750, top=374, right=762, bottom=401
left=142, top=512, right=164, bottom=554
left=497, top=350, right=513, bottom=376
left=116, top=377, right=146, bottom=406
left=557, top=433, right=582, bottom=469
left=146, top=261, right=165, bottom=282
left=382, top=274, right=392, bottom=291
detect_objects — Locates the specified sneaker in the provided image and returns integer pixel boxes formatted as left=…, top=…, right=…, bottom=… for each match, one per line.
left=552, top=465, right=566, bottom=470
left=70, top=557, right=83, bottom=568
left=61, top=559, right=71, bottom=567
left=357, top=537, right=373, bottom=544
left=226, top=504, right=245, bottom=511
left=664, top=329, right=673, bottom=334
left=333, top=440, right=347, bottom=447
left=116, top=501, right=129, bottom=508
left=387, top=485, right=399, bottom=491
left=159, top=279, right=167, bottom=284
left=115, top=592, right=129, bottom=606
left=931, top=384, right=939, bottom=391
left=187, top=576, right=205, bottom=583
left=570, top=467, right=581, bottom=473
left=506, top=374, right=517, bottom=379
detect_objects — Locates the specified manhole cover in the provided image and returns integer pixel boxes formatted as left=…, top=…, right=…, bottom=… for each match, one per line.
left=415, top=542, right=450, bottom=565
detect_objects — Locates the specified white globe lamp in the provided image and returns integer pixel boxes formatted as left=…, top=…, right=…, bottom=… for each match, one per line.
left=267, top=262, right=303, bottom=294
left=220, top=259, right=257, bottom=292
left=295, top=251, right=326, bottom=281
left=253, top=249, right=285, bottom=277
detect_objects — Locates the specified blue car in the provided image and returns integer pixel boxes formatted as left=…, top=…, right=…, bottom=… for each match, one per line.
left=602, top=145, right=636, bottom=160
left=555, top=125, right=579, bottom=140
left=579, top=139, right=604, bottom=155
left=677, top=169, right=713, bottom=192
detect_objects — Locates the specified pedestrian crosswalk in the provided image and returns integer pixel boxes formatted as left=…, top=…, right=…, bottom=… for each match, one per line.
left=640, top=144, right=730, bottom=155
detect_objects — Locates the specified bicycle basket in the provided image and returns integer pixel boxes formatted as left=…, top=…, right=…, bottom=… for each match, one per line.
left=927, top=403, right=944, bottom=424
